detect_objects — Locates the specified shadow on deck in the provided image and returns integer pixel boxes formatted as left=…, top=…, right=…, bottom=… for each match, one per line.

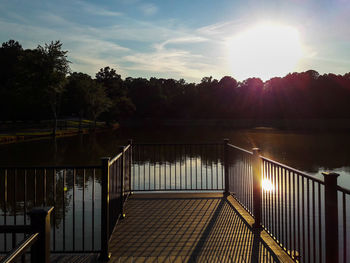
left=108, top=193, right=289, bottom=263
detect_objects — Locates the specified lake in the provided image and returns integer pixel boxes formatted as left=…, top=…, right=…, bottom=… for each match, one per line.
left=1, top=126, right=349, bottom=188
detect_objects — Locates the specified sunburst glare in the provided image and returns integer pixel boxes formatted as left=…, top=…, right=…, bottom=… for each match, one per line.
left=228, top=22, right=303, bottom=80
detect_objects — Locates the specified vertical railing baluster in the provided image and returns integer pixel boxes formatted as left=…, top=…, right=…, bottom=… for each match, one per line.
left=14, top=169, right=17, bottom=247
left=100, top=157, right=110, bottom=261
left=175, top=144, right=177, bottom=190
left=92, top=168, right=95, bottom=251
left=224, top=139, right=229, bottom=195
left=288, top=170, right=292, bottom=255
left=302, top=176, right=305, bottom=260
left=307, top=178, right=310, bottom=263
left=34, top=169, right=37, bottom=206
left=73, top=168, right=76, bottom=251
left=120, top=146, right=125, bottom=218
left=82, top=169, right=85, bottom=251
left=312, top=181, right=316, bottom=263
left=63, top=169, right=66, bottom=251
left=318, top=183, right=321, bottom=263
left=24, top=170, right=27, bottom=226
left=343, top=192, right=346, bottom=263
left=293, top=172, right=296, bottom=260
left=53, top=169, right=56, bottom=251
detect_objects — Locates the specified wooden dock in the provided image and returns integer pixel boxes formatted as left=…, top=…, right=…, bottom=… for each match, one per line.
left=106, top=193, right=292, bottom=263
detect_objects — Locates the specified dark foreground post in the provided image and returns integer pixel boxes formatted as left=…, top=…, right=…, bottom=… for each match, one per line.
left=252, top=148, right=262, bottom=228
left=322, top=172, right=339, bottom=263
left=224, top=139, right=230, bottom=195
left=29, top=207, right=54, bottom=263
left=100, top=157, right=111, bottom=261
left=120, top=146, right=126, bottom=218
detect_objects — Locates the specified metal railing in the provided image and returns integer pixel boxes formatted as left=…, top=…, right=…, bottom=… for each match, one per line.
left=225, top=140, right=350, bottom=263
left=100, top=140, right=132, bottom=260
left=1, top=139, right=349, bottom=262
left=0, top=207, right=53, bottom=263
left=0, top=141, right=132, bottom=259
left=0, top=166, right=101, bottom=253
left=131, top=143, right=224, bottom=191
left=337, top=185, right=350, bottom=263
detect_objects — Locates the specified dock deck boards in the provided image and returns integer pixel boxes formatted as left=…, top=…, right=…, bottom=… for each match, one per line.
left=108, top=193, right=291, bottom=263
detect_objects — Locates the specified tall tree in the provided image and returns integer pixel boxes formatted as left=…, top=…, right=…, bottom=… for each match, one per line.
left=37, top=41, right=70, bottom=135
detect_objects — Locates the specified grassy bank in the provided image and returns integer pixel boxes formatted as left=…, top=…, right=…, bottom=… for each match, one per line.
left=0, top=120, right=119, bottom=144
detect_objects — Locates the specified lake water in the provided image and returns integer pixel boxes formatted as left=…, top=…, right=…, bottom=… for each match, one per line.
left=1, top=126, right=349, bottom=188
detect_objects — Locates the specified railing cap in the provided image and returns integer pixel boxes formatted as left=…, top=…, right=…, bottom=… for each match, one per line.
left=322, top=172, right=340, bottom=177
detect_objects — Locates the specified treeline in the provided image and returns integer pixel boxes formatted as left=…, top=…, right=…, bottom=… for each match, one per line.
left=1, top=39, right=350, bottom=127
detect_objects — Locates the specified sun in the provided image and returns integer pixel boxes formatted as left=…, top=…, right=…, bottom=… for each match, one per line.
left=228, top=22, right=303, bottom=81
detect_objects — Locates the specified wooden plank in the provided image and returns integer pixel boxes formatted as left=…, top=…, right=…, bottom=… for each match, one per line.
left=108, top=193, right=291, bottom=262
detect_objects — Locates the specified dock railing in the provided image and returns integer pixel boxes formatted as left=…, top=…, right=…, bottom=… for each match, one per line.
left=100, top=140, right=132, bottom=261
left=1, top=139, right=349, bottom=262
left=0, top=207, right=53, bottom=263
left=0, top=140, right=132, bottom=259
left=131, top=142, right=224, bottom=191
left=224, top=139, right=349, bottom=263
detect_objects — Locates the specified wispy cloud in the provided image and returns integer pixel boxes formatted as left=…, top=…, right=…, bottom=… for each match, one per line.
left=76, top=0, right=122, bottom=17
left=139, top=3, right=158, bottom=16
left=154, top=36, right=208, bottom=50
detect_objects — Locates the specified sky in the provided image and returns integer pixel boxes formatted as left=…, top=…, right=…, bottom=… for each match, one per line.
left=0, top=0, right=350, bottom=82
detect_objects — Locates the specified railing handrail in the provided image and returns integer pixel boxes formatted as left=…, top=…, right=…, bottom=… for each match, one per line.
left=227, top=143, right=253, bottom=155
left=0, top=233, right=39, bottom=263
left=0, top=165, right=101, bottom=169
left=337, top=185, right=350, bottom=194
left=134, top=142, right=223, bottom=145
left=261, top=156, right=325, bottom=185
left=109, top=143, right=131, bottom=164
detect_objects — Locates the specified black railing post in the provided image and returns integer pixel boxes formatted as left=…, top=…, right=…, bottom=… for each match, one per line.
left=29, top=207, right=53, bottom=263
left=322, top=172, right=339, bottom=263
left=128, top=139, right=133, bottom=194
left=100, top=157, right=111, bottom=261
left=252, top=148, right=262, bottom=229
left=120, top=146, right=126, bottom=218
left=224, top=139, right=230, bottom=195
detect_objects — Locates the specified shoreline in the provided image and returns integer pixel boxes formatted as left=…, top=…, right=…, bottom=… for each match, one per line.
left=0, top=124, right=119, bottom=145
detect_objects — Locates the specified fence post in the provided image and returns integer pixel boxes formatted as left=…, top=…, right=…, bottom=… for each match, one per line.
left=224, top=139, right=230, bottom=195
left=322, top=172, right=339, bottom=263
left=100, top=157, right=111, bottom=261
left=128, top=139, right=133, bottom=194
left=252, top=148, right=262, bottom=228
left=29, top=207, right=53, bottom=263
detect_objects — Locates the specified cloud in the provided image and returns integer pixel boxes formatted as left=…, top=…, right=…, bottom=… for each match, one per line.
left=120, top=47, right=225, bottom=81
left=154, top=36, right=208, bottom=50
left=76, top=1, right=122, bottom=17
left=139, top=3, right=158, bottom=16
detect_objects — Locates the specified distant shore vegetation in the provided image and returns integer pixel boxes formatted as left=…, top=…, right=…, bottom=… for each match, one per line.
left=1, top=39, right=350, bottom=127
